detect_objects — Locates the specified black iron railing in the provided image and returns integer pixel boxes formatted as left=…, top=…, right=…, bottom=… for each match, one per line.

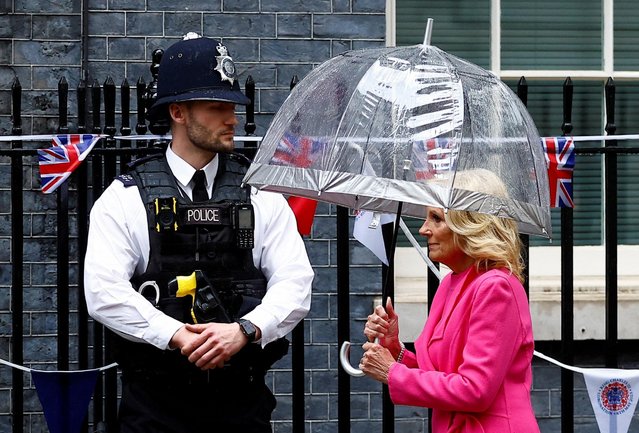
left=2, top=61, right=639, bottom=433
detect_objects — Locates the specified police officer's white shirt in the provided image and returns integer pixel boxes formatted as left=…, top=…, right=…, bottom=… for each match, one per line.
left=84, top=145, right=313, bottom=350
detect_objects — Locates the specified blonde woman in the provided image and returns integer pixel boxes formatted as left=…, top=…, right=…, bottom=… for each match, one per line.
left=360, top=170, right=540, bottom=433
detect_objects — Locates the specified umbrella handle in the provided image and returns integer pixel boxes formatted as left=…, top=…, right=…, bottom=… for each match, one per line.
left=339, top=340, right=366, bottom=377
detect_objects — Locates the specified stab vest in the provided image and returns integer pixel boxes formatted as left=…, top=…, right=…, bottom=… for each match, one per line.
left=129, top=152, right=266, bottom=306
left=111, top=152, right=280, bottom=375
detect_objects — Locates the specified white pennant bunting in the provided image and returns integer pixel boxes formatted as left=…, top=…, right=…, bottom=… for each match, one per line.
left=534, top=351, right=639, bottom=433
left=353, top=210, right=395, bottom=265
left=583, top=369, right=639, bottom=433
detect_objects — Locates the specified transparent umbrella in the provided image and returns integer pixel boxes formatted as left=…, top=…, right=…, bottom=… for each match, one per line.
left=243, top=34, right=551, bottom=237
left=243, top=22, right=551, bottom=376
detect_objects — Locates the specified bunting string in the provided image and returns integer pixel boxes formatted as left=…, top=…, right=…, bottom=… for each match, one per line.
left=3, top=133, right=639, bottom=143
left=0, top=134, right=262, bottom=142
left=0, top=357, right=117, bottom=373
left=533, top=350, right=584, bottom=372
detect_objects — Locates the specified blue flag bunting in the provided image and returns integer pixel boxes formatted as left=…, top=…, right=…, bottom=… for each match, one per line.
left=31, top=369, right=100, bottom=433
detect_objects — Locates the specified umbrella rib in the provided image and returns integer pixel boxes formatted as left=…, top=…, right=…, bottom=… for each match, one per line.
left=356, top=93, right=382, bottom=180
left=530, top=134, right=545, bottom=207
left=329, top=47, right=407, bottom=197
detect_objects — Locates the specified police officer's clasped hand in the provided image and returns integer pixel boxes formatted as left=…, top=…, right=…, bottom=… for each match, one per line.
left=180, top=322, right=247, bottom=370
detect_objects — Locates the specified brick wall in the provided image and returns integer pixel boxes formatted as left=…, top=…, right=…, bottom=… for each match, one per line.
left=0, top=0, right=386, bottom=136
left=2, top=1, right=638, bottom=432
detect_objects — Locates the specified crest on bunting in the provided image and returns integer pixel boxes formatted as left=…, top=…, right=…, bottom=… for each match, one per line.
left=598, top=378, right=633, bottom=415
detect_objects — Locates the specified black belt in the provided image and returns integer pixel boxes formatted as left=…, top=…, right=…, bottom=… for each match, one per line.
left=122, top=362, right=266, bottom=388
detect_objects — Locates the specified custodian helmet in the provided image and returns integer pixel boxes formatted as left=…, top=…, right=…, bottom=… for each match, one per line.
left=147, top=33, right=251, bottom=120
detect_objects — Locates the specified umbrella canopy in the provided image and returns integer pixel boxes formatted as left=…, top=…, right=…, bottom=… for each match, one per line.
left=243, top=43, right=551, bottom=237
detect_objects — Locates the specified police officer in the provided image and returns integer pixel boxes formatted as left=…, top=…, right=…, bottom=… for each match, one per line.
left=84, top=33, right=313, bottom=433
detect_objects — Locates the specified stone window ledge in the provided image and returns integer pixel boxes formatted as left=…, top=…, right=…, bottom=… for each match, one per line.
left=389, top=245, right=639, bottom=342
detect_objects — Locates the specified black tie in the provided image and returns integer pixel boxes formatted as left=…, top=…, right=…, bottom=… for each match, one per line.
left=191, top=170, right=209, bottom=202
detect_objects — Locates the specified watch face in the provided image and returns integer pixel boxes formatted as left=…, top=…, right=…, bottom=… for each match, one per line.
left=239, top=319, right=256, bottom=341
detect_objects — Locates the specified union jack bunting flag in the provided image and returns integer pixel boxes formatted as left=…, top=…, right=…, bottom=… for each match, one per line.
left=271, top=132, right=327, bottom=234
left=272, top=132, right=325, bottom=168
left=37, top=134, right=101, bottom=194
left=412, top=137, right=457, bottom=180
left=542, top=136, right=575, bottom=208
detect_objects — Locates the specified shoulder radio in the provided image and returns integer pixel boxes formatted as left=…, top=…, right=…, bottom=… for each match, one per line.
left=232, top=204, right=254, bottom=249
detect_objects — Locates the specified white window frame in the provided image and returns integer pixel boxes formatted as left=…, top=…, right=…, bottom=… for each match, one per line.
left=387, top=0, right=639, bottom=80
left=386, top=0, right=639, bottom=341
left=491, top=0, right=629, bottom=79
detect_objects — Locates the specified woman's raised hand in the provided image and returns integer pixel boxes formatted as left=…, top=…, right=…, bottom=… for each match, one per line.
left=364, top=297, right=401, bottom=356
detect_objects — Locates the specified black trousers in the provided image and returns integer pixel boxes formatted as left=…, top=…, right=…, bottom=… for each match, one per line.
left=117, top=367, right=276, bottom=433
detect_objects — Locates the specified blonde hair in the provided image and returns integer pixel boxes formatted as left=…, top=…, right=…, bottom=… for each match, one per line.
left=444, top=169, right=525, bottom=283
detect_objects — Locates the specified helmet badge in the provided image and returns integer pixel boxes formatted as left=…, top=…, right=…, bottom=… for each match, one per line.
left=214, top=42, right=237, bottom=85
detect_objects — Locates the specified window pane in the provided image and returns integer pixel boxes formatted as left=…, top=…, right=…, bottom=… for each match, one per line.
left=501, top=0, right=602, bottom=70
left=395, top=2, right=612, bottom=247
left=396, top=0, right=491, bottom=68
left=615, top=83, right=639, bottom=243
left=504, top=80, right=603, bottom=246
left=614, top=0, right=639, bottom=70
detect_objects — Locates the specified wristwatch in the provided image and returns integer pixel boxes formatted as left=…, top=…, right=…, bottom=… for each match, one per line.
left=237, top=319, right=257, bottom=342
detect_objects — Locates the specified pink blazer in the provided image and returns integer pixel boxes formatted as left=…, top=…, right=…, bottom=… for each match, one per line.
left=388, top=267, right=540, bottom=433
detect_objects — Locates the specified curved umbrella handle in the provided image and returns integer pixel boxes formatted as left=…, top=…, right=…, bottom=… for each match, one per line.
left=339, top=340, right=366, bottom=377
